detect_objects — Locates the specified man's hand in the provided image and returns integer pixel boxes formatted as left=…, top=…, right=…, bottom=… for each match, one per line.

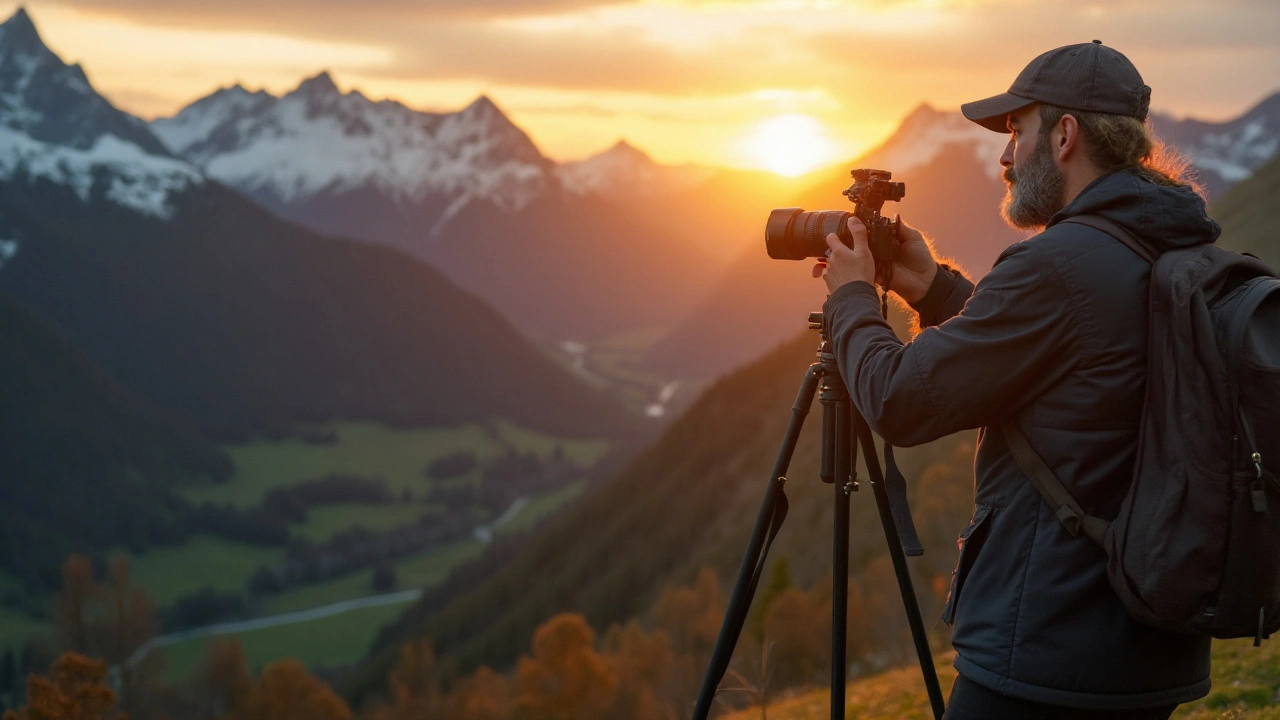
left=812, top=217, right=939, bottom=303
left=812, top=217, right=875, bottom=293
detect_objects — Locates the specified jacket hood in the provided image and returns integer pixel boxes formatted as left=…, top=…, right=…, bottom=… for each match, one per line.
left=1048, top=169, right=1220, bottom=250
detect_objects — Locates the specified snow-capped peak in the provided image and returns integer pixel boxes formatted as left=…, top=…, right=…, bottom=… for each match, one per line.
left=857, top=103, right=1010, bottom=180
left=557, top=138, right=712, bottom=196
left=1150, top=91, right=1280, bottom=195
left=153, top=75, right=554, bottom=212
left=0, top=8, right=202, bottom=218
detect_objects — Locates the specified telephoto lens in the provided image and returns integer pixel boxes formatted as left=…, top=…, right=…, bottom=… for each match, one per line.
left=765, top=209, right=854, bottom=260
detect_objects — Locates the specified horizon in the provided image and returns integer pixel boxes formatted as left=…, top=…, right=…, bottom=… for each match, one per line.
left=5, top=0, right=1279, bottom=174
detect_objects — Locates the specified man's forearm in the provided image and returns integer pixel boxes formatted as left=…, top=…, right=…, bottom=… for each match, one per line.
left=908, top=263, right=974, bottom=328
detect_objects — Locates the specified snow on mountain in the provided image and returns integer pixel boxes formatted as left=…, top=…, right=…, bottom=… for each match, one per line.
left=856, top=103, right=1010, bottom=180
left=556, top=139, right=713, bottom=196
left=1151, top=93, right=1280, bottom=196
left=153, top=73, right=554, bottom=213
left=0, top=8, right=201, bottom=218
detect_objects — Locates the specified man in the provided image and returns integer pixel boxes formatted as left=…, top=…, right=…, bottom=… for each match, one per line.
left=816, top=42, right=1215, bottom=719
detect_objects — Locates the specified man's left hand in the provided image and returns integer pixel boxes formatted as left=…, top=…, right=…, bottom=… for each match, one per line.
left=812, top=217, right=875, bottom=293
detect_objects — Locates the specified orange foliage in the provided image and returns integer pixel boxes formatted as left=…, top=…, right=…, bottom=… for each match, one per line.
left=762, top=586, right=830, bottom=688
left=51, top=556, right=95, bottom=654
left=365, top=639, right=443, bottom=720
left=232, top=660, right=351, bottom=720
left=191, top=636, right=251, bottom=720
left=515, top=614, right=616, bottom=720
left=440, top=666, right=514, bottom=720
left=602, top=621, right=676, bottom=720
left=2, top=652, right=122, bottom=720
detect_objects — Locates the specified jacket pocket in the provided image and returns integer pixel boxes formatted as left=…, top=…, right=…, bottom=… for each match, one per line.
left=941, top=504, right=994, bottom=625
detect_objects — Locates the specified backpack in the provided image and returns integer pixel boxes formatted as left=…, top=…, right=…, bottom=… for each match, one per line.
left=1000, top=213, right=1280, bottom=643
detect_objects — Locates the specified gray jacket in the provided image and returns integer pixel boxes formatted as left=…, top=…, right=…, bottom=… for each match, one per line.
left=823, top=170, right=1216, bottom=709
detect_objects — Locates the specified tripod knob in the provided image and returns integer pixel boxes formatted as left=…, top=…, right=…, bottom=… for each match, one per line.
left=808, top=311, right=823, bottom=330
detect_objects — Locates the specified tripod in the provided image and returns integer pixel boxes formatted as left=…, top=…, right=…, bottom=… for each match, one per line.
left=692, top=311, right=946, bottom=720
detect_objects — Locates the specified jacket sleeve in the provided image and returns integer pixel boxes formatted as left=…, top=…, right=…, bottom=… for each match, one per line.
left=822, top=242, right=1082, bottom=447
left=908, top=263, right=974, bottom=328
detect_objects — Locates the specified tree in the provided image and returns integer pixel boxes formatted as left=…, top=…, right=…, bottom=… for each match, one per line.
left=51, top=556, right=95, bottom=654
left=371, top=562, right=397, bottom=593
left=232, top=660, right=351, bottom=720
left=88, top=556, right=162, bottom=719
left=748, top=558, right=792, bottom=642
left=602, top=621, right=676, bottom=720
left=190, top=636, right=251, bottom=720
left=762, top=586, right=829, bottom=689
left=654, top=568, right=724, bottom=711
left=365, top=638, right=443, bottom=720
left=2, top=652, right=123, bottom=720
left=515, top=614, right=615, bottom=720
left=440, top=666, right=514, bottom=720
left=1, top=648, right=16, bottom=707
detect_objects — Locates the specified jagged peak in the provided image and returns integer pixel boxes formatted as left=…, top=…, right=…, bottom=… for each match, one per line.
left=601, top=139, right=654, bottom=164
left=296, top=70, right=340, bottom=96
left=1, top=6, right=49, bottom=54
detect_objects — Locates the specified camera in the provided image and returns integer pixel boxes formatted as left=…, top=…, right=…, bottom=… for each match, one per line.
left=765, top=169, right=906, bottom=280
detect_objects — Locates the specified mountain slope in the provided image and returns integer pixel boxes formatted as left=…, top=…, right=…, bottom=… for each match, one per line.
left=0, top=9, right=637, bottom=441
left=1152, top=92, right=1280, bottom=198
left=0, top=290, right=230, bottom=590
left=1213, top=151, right=1280, bottom=268
left=153, top=77, right=714, bottom=341
left=352, top=315, right=976, bottom=698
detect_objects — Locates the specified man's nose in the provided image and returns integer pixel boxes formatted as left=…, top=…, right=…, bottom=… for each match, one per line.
left=1000, top=138, right=1015, bottom=169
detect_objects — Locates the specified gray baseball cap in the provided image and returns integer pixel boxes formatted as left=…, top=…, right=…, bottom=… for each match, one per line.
left=961, top=40, right=1152, bottom=133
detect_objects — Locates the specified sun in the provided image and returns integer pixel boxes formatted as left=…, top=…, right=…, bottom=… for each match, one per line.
left=749, top=113, right=833, bottom=177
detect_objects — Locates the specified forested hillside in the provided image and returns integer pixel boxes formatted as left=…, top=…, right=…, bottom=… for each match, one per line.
left=0, top=292, right=229, bottom=592
left=1214, top=152, right=1280, bottom=268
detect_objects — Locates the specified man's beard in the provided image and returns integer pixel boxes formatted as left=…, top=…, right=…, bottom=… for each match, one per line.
left=1000, top=132, right=1066, bottom=230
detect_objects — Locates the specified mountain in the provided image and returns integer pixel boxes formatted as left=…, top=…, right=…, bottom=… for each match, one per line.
left=349, top=316, right=976, bottom=699
left=1212, top=148, right=1280, bottom=269
left=0, top=8, right=637, bottom=441
left=555, top=139, right=713, bottom=198
left=644, top=104, right=1024, bottom=381
left=152, top=77, right=714, bottom=341
left=0, top=290, right=231, bottom=591
left=1152, top=92, right=1280, bottom=198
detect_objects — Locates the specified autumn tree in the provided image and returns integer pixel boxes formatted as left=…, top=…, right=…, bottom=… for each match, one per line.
left=654, top=567, right=723, bottom=709
left=189, top=636, right=251, bottom=720
left=87, top=556, right=163, bottom=719
left=364, top=638, right=443, bottom=720
left=514, top=613, right=615, bottom=720
left=50, top=556, right=95, bottom=654
left=748, top=558, right=792, bottom=642
left=2, top=652, right=122, bottom=720
left=762, top=585, right=829, bottom=689
left=602, top=621, right=676, bottom=720
left=440, top=666, right=514, bottom=720
left=232, top=660, right=351, bottom=720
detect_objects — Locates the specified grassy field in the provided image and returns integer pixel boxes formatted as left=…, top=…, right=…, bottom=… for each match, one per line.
left=0, top=605, right=51, bottom=657
left=262, top=540, right=485, bottom=615
left=289, top=503, right=440, bottom=541
left=126, top=536, right=285, bottom=606
left=181, top=420, right=609, bottom=509
left=722, top=639, right=1280, bottom=720
left=160, top=601, right=413, bottom=681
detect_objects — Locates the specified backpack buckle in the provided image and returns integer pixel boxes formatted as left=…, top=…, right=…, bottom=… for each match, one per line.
left=1255, top=452, right=1265, bottom=480
left=1055, top=506, right=1083, bottom=536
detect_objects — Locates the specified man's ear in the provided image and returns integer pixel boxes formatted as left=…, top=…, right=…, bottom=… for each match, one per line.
left=1057, top=114, right=1080, bottom=162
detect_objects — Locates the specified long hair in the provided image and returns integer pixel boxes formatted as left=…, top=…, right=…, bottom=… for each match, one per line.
left=1038, top=103, right=1204, bottom=199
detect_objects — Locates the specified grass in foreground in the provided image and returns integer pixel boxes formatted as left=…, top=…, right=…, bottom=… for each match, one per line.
left=723, top=639, right=1280, bottom=720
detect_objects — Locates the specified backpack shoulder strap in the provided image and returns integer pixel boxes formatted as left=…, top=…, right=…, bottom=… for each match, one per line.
left=1000, top=420, right=1110, bottom=547
left=1060, top=215, right=1159, bottom=265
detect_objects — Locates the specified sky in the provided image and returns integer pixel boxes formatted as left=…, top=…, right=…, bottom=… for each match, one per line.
left=6, top=0, right=1280, bottom=173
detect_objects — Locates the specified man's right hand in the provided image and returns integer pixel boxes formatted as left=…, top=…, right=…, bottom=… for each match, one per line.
left=887, top=220, right=938, bottom=304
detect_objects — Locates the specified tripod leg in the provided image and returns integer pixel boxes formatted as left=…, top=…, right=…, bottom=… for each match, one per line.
left=830, top=399, right=851, bottom=720
left=855, top=416, right=946, bottom=720
left=692, top=364, right=821, bottom=720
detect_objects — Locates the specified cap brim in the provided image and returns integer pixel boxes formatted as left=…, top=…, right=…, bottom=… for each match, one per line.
left=960, top=92, right=1035, bottom=133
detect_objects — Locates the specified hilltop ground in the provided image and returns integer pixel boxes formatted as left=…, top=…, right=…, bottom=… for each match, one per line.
left=723, top=639, right=1280, bottom=720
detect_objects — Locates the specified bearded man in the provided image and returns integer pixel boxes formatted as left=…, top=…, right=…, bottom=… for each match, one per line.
left=816, top=42, right=1215, bottom=719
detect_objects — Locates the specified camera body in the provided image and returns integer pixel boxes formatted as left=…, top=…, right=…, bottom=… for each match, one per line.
left=765, top=169, right=906, bottom=279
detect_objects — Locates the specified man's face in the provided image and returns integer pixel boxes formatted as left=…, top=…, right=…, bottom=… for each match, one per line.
left=999, top=104, right=1066, bottom=230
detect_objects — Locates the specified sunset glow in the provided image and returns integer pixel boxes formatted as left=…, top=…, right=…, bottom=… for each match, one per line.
left=749, top=114, right=835, bottom=176
left=3, top=0, right=1278, bottom=169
